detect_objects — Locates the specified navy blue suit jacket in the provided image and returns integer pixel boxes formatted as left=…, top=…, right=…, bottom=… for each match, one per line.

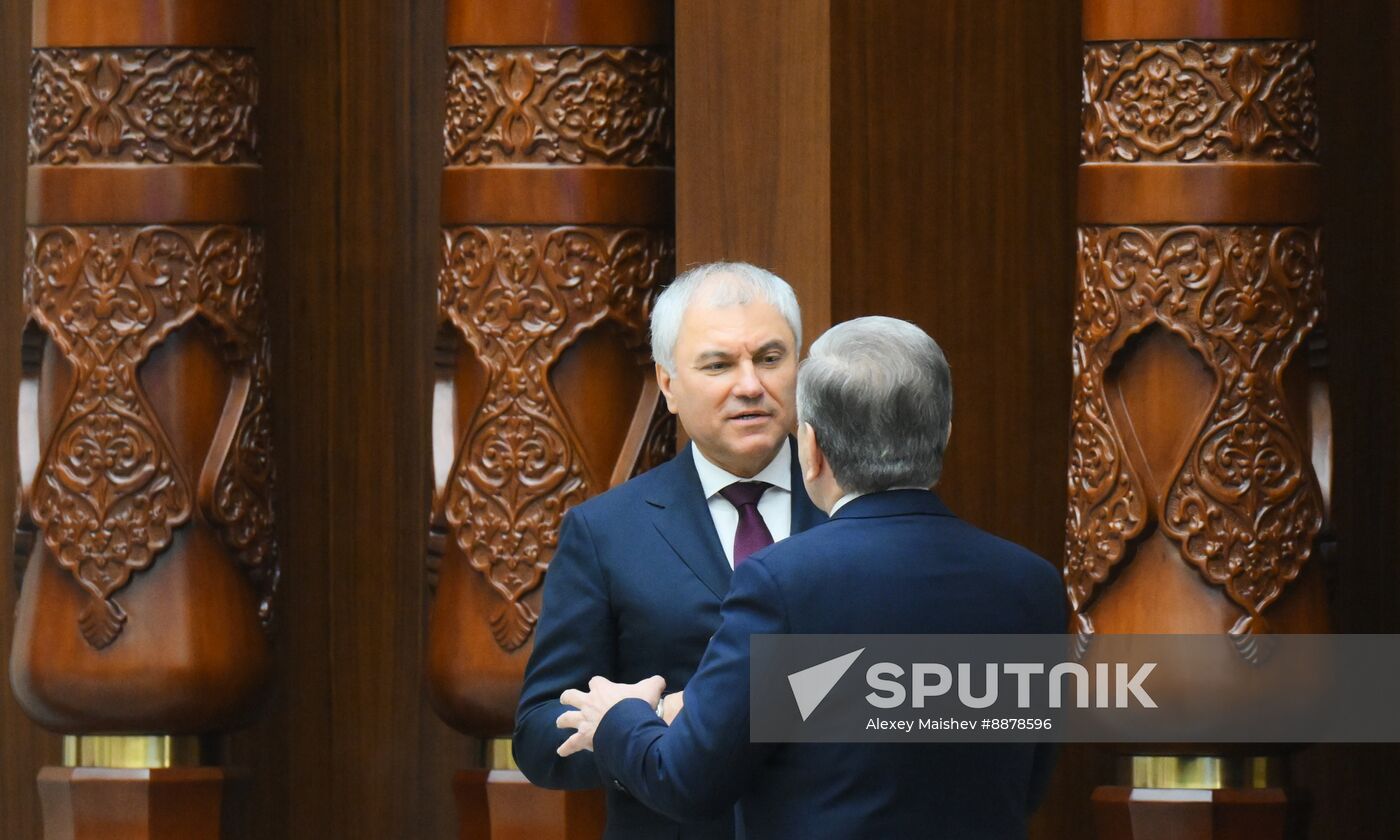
left=514, top=440, right=826, bottom=839
left=591, top=489, right=1067, bottom=840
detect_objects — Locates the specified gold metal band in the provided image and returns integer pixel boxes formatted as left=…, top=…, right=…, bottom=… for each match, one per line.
left=484, top=737, right=519, bottom=772
left=1121, top=755, right=1283, bottom=790
left=62, top=736, right=204, bottom=769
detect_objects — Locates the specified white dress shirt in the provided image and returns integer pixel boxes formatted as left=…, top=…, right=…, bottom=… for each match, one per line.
left=692, top=444, right=793, bottom=568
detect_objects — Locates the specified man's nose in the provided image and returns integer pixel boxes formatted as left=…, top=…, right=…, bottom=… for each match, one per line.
left=732, top=362, right=764, bottom=399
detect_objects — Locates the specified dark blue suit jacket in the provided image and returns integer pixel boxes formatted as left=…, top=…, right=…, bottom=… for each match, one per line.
left=514, top=440, right=826, bottom=839
left=591, top=489, right=1067, bottom=840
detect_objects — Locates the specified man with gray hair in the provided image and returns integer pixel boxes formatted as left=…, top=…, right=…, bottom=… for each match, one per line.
left=514, top=263, right=826, bottom=839
left=555, top=316, right=1065, bottom=839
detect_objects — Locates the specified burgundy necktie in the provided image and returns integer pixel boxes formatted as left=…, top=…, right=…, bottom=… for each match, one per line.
left=720, top=481, right=774, bottom=566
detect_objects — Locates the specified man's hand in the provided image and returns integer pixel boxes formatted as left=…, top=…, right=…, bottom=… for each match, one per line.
left=661, top=690, right=685, bottom=725
left=556, top=675, right=666, bottom=756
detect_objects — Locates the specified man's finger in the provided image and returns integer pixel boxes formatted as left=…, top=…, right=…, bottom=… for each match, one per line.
left=557, top=731, right=594, bottom=757
left=559, top=688, right=585, bottom=708
left=556, top=710, right=584, bottom=731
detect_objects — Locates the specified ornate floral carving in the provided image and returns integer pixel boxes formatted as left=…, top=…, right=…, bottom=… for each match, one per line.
left=444, top=47, right=672, bottom=166
left=22, top=225, right=278, bottom=647
left=1067, top=225, right=1325, bottom=636
left=436, top=226, right=672, bottom=650
left=29, top=48, right=258, bottom=165
left=1082, top=40, right=1317, bottom=162
left=632, top=395, right=677, bottom=480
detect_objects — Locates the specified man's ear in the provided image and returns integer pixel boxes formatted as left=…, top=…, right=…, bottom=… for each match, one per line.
left=798, top=422, right=824, bottom=483
left=656, top=363, right=678, bottom=413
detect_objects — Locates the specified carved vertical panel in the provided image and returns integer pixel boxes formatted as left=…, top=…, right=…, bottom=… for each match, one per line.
left=1067, top=225, right=1325, bottom=636
left=437, top=225, right=672, bottom=649
left=1070, top=5, right=1330, bottom=641
left=429, top=3, right=675, bottom=737
left=23, top=225, right=276, bottom=648
left=12, top=2, right=276, bottom=735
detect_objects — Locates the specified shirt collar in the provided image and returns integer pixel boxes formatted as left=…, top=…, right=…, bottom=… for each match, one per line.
left=830, top=491, right=864, bottom=515
left=692, top=441, right=793, bottom=499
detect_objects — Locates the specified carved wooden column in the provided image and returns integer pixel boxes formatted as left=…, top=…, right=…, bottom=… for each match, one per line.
left=1070, top=2, right=1328, bottom=837
left=12, top=1, right=275, bottom=838
left=427, top=2, right=675, bottom=837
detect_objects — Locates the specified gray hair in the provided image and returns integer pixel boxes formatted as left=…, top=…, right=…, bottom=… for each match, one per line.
left=650, top=262, right=802, bottom=374
left=796, top=316, right=953, bottom=492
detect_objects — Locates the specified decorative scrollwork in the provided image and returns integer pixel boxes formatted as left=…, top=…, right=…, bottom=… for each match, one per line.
left=1082, top=40, right=1317, bottom=162
left=633, top=395, right=677, bottom=480
left=436, top=225, right=672, bottom=650
left=22, top=225, right=278, bottom=647
left=444, top=47, right=672, bottom=167
left=1067, top=225, right=1325, bottom=636
left=29, top=48, right=259, bottom=165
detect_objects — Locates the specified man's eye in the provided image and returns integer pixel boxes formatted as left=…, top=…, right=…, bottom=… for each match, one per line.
left=704, top=362, right=728, bottom=372
left=761, top=354, right=783, bottom=365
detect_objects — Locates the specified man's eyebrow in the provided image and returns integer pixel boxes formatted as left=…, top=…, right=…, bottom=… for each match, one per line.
left=754, top=340, right=789, bottom=355
left=693, top=349, right=735, bottom=364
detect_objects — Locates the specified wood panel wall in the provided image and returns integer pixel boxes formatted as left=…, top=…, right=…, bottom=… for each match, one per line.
left=219, top=0, right=468, bottom=837
left=0, top=0, right=56, bottom=831
left=1, top=1, right=1398, bottom=839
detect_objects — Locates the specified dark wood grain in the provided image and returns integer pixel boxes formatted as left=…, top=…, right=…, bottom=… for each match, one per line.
left=675, top=0, right=832, bottom=347
left=1291, top=1, right=1400, bottom=838
left=226, top=0, right=464, bottom=837
left=1, top=0, right=60, bottom=837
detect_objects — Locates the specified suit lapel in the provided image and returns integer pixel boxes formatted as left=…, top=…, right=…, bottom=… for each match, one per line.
left=648, top=444, right=732, bottom=600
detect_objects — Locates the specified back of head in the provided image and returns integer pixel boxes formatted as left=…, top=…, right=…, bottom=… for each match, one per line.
left=797, top=316, right=952, bottom=493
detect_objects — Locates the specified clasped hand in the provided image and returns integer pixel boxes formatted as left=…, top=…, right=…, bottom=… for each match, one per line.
left=555, top=675, right=667, bottom=756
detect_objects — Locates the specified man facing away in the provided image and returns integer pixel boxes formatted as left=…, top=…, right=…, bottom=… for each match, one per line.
left=513, top=263, right=827, bottom=838
left=555, top=316, right=1067, bottom=839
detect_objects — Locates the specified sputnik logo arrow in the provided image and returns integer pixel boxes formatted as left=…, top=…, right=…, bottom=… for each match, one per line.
left=787, top=648, right=865, bottom=721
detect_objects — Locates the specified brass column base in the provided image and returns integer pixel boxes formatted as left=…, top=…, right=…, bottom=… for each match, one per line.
left=1093, top=756, right=1296, bottom=840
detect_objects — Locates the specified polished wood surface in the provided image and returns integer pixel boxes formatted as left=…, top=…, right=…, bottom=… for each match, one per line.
left=33, top=0, right=254, bottom=47
left=479, top=771, right=605, bottom=840
left=439, top=167, right=674, bottom=226
left=446, top=0, right=671, bottom=47
left=26, top=166, right=262, bottom=225
left=676, top=0, right=831, bottom=347
left=1082, top=0, right=1311, bottom=40
left=1078, top=164, right=1323, bottom=224
left=218, top=0, right=462, bottom=835
left=37, top=767, right=227, bottom=840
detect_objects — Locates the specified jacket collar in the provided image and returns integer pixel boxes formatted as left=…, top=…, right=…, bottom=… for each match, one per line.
left=829, top=488, right=954, bottom=521
left=647, top=438, right=825, bottom=599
